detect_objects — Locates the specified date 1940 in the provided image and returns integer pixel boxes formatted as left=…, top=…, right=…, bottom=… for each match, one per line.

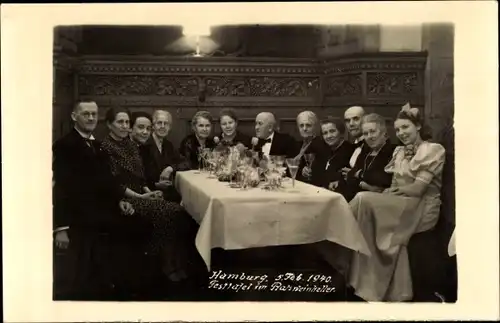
left=275, top=273, right=332, bottom=283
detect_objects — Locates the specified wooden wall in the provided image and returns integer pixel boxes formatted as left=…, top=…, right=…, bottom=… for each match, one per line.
left=53, top=52, right=427, bottom=147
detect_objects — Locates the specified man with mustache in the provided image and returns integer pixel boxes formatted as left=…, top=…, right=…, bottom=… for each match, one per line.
left=141, top=109, right=187, bottom=202
left=53, top=101, right=151, bottom=300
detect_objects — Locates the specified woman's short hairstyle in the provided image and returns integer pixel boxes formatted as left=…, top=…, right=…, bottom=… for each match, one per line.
left=319, top=116, right=346, bottom=135
left=396, top=105, right=433, bottom=140
left=191, top=110, right=213, bottom=127
left=361, top=113, right=387, bottom=134
left=105, top=107, right=131, bottom=124
left=219, top=108, right=239, bottom=123
left=130, top=111, right=152, bottom=127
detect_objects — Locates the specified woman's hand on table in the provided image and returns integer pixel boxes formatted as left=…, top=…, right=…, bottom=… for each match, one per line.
left=340, top=167, right=351, bottom=180
left=328, top=181, right=339, bottom=191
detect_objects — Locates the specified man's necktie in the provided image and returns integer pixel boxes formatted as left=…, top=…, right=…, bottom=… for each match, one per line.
left=264, top=138, right=272, bottom=143
left=84, top=139, right=96, bottom=153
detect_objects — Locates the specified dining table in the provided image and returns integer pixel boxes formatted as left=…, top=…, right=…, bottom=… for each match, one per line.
left=175, top=170, right=371, bottom=272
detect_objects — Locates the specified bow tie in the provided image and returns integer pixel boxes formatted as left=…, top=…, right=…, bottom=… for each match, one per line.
left=263, top=138, right=272, bottom=144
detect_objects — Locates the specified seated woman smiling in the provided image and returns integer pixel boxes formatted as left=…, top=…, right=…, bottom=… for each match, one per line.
left=215, top=108, right=251, bottom=148
left=348, top=103, right=446, bottom=302
left=336, top=113, right=396, bottom=201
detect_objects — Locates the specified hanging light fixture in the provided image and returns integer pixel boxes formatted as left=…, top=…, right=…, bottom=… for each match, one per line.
left=182, top=24, right=212, bottom=57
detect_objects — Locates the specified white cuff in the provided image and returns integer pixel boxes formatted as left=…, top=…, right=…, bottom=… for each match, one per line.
left=53, top=226, right=69, bottom=233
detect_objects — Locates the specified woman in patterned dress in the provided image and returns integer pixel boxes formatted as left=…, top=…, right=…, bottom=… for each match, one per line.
left=100, top=107, right=197, bottom=283
left=348, top=104, right=446, bottom=301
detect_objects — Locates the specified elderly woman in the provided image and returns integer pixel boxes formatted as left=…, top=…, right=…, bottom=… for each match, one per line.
left=101, top=107, right=200, bottom=285
left=295, top=111, right=328, bottom=182
left=336, top=113, right=396, bottom=201
left=215, top=108, right=251, bottom=148
left=348, top=104, right=446, bottom=302
left=307, top=116, right=355, bottom=189
left=129, top=111, right=183, bottom=203
left=179, top=110, right=216, bottom=170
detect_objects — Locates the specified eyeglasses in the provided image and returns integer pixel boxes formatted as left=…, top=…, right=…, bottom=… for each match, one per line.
left=78, top=112, right=97, bottom=119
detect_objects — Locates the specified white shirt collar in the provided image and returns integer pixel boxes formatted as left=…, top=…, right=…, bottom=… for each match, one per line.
left=266, top=132, right=275, bottom=141
left=74, top=127, right=95, bottom=140
left=354, top=136, right=364, bottom=144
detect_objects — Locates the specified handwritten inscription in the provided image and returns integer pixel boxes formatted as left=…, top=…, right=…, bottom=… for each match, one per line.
left=208, top=270, right=336, bottom=293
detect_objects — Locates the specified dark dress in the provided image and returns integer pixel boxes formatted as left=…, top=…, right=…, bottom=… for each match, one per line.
left=101, top=135, right=196, bottom=277
left=139, top=136, right=187, bottom=202
left=336, top=140, right=396, bottom=201
left=310, top=141, right=356, bottom=189
left=179, top=134, right=216, bottom=170
left=217, top=131, right=252, bottom=148
left=52, top=129, right=152, bottom=299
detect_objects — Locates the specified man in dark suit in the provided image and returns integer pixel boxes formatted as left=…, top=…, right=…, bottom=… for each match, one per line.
left=141, top=109, right=188, bottom=202
left=341, top=106, right=370, bottom=179
left=252, top=112, right=298, bottom=159
left=53, top=101, right=151, bottom=300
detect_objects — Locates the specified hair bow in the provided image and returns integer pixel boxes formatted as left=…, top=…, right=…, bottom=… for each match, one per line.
left=401, top=102, right=420, bottom=118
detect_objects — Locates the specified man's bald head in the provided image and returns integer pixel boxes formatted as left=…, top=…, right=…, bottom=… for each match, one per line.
left=297, top=111, right=318, bottom=139
left=344, top=106, right=366, bottom=139
left=255, top=112, right=276, bottom=139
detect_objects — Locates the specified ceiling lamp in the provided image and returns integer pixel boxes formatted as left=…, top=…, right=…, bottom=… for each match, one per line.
left=182, top=24, right=212, bottom=57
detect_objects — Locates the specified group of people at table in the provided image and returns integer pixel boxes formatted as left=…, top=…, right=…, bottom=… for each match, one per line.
left=53, top=100, right=446, bottom=302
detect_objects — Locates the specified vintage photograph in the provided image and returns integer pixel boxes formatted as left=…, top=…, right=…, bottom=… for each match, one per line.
left=52, top=23, right=457, bottom=303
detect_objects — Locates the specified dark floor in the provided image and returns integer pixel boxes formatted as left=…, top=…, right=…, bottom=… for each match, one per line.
left=54, top=243, right=456, bottom=302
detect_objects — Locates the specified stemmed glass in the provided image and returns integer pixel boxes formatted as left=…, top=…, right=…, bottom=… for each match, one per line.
left=274, top=155, right=287, bottom=180
left=195, top=147, right=204, bottom=174
left=303, top=153, right=315, bottom=181
left=201, top=148, right=211, bottom=173
left=285, top=158, right=300, bottom=188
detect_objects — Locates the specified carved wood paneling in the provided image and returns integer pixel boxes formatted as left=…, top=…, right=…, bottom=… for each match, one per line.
left=64, top=53, right=428, bottom=145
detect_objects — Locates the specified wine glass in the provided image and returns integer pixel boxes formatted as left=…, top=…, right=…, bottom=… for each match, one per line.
left=274, top=155, right=287, bottom=180
left=285, top=158, right=300, bottom=188
left=195, top=147, right=204, bottom=173
left=303, top=153, right=315, bottom=180
left=201, top=148, right=211, bottom=173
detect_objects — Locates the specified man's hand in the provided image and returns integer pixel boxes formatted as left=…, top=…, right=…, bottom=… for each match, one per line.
left=328, top=181, right=339, bottom=191
left=155, top=180, right=173, bottom=190
left=119, top=200, right=135, bottom=215
left=55, top=230, right=69, bottom=249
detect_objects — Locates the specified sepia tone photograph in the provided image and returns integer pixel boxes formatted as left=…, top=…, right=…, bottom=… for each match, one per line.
left=51, top=23, right=458, bottom=303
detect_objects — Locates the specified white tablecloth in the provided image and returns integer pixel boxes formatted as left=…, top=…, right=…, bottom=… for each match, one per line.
left=175, top=170, right=370, bottom=270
